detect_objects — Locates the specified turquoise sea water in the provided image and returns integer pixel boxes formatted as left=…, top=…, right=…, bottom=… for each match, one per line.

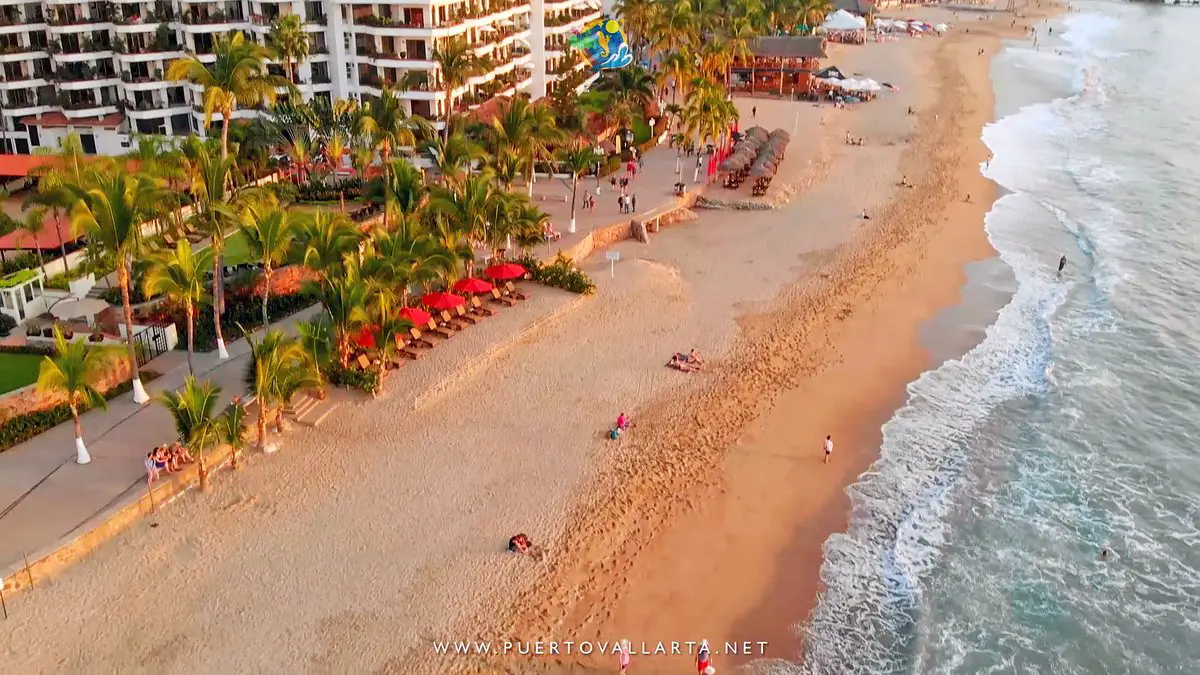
left=800, top=3, right=1200, bottom=673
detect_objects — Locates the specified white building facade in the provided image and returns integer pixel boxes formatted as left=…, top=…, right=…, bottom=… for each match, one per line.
left=0, top=0, right=600, bottom=155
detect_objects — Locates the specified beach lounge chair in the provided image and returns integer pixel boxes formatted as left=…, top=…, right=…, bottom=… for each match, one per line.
left=440, top=310, right=471, bottom=330
left=356, top=354, right=373, bottom=370
left=490, top=288, right=516, bottom=307
left=453, top=305, right=480, bottom=325
left=425, top=318, right=454, bottom=339
left=183, top=226, right=204, bottom=243
left=162, top=233, right=178, bottom=248
left=394, top=336, right=422, bottom=359
left=470, top=296, right=494, bottom=316
left=408, top=327, right=435, bottom=349
left=503, top=281, right=528, bottom=300
left=144, top=239, right=162, bottom=253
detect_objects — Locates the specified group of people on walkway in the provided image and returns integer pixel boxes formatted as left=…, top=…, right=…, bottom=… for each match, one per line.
left=144, top=442, right=195, bottom=482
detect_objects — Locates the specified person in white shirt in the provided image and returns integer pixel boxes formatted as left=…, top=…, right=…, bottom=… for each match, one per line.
left=823, top=435, right=834, bottom=464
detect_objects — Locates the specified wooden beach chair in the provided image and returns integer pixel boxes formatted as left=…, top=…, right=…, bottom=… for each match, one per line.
left=440, top=310, right=471, bottom=330
left=183, top=226, right=205, bottom=243
left=503, top=281, right=527, bottom=301
left=394, top=336, right=422, bottom=359
left=425, top=318, right=455, bottom=339
left=453, top=305, right=480, bottom=325
left=162, top=233, right=178, bottom=248
left=408, top=327, right=435, bottom=349
left=470, top=296, right=494, bottom=316
left=490, top=288, right=516, bottom=307
left=144, top=239, right=162, bottom=253
left=356, top=354, right=373, bottom=371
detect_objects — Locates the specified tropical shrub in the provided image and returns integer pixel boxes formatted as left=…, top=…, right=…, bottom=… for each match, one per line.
left=166, top=290, right=319, bottom=352
left=325, top=362, right=379, bottom=394
left=0, top=313, right=16, bottom=337
left=0, top=253, right=40, bottom=275
left=509, top=253, right=596, bottom=295
left=296, top=179, right=364, bottom=203
left=0, top=371, right=160, bottom=453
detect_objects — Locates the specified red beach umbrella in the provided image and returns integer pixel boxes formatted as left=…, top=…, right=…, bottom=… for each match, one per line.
left=354, top=326, right=376, bottom=349
left=421, top=292, right=466, bottom=310
left=397, top=306, right=432, bottom=325
left=484, top=263, right=526, bottom=280
left=453, top=277, right=494, bottom=294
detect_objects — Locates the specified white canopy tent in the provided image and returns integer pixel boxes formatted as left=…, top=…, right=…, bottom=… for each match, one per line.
left=822, top=10, right=868, bottom=32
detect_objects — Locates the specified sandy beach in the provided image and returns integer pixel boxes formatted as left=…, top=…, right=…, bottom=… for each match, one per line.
left=0, top=5, right=1059, bottom=674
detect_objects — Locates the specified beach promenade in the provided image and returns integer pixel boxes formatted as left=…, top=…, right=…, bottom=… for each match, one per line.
left=0, top=4, right=1048, bottom=672
left=0, top=135, right=698, bottom=589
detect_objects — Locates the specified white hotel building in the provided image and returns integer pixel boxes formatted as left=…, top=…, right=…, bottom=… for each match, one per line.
left=0, top=0, right=600, bottom=156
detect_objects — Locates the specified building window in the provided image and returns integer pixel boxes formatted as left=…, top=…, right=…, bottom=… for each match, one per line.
left=23, top=284, right=33, bottom=302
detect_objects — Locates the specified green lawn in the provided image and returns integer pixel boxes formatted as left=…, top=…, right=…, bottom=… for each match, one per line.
left=0, top=352, right=43, bottom=395
left=221, top=230, right=255, bottom=266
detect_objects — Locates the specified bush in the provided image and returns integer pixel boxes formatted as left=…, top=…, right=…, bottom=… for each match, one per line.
left=100, top=283, right=157, bottom=305
left=509, top=253, right=596, bottom=295
left=598, top=155, right=622, bottom=177
left=0, top=313, right=15, bottom=338
left=0, top=371, right=161, bottom=454
left=0, top=341, right=56, bottom=356
left=0, top=253, right=40, bottom=276
left=296, top=178, right=363, bottom=203
left=326, top=363, right=378, bottom=394
left=181, top=291, right=319, bottom=352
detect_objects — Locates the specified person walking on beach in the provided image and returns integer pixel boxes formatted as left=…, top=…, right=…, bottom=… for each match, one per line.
left=697, top=641, right=712, bottom=674
left=752, top=105, right=757, bottom=118
left=618, top=639, right=632, bottom=673
left=823, top=435, right=834, bottom=464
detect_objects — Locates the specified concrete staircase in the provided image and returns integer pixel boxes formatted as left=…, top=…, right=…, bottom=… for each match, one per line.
left=284, top=392, right=339, bottom=427
left=85, top=285, right=110, bottom=300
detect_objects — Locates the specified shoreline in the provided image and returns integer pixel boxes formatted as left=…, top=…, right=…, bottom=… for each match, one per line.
left=446, top=6, right=1062, bottom=673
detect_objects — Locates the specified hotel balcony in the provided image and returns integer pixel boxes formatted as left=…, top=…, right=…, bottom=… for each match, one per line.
left=544, top=7, right=598, bottom=34
left=0, top=43, right=50, bottom=63
left=0, top=8, right=47, bottom=35
left=2, top=90, right=54, bottom=116
left=49, top=36, right=116, bottom=62
left=0, top=69, right=50, bottom=90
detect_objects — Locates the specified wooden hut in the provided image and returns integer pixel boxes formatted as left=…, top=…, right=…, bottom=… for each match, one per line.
left=730, top=36, right=828, bottom=98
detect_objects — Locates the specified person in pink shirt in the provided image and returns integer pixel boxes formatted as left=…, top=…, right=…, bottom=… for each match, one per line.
left=618, top=639, right=631, bottom=673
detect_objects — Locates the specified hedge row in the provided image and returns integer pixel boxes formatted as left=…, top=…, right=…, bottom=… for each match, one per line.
left=179, top=291, right=319, bottom=353
left=326, top=363, right=379, bottom=394
left=508, top=253, right=596, bottom=295
left=0, top=371, right=161, bottom=454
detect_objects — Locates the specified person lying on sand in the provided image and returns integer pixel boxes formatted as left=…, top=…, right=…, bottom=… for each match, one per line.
left=687, top=349, right=704, bottom=366
left=507, top=533, right=545, bottom=560
left=899, top=176, right=913, bottom=188
left=668, top=354, right=699, bottom=372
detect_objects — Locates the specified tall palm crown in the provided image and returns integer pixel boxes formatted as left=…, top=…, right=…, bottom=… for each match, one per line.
left=167, top=32, right=295, bottom=158
left=37, top=326, right=117, bottom=464
left=157, top=376, right=222, bottom=488
left=143, top=239, right=213, bottom=376
left=268, top=14, right=309, bottom=84
left=431, top=37, right=488, bottom=123
left=243, top=329, right=319, bottom=448
left=68, top=168, right=164, bottom=403
left=240, top=200, right=299, bottom=326
left=358, top=86, right=427, bottom=228
left=25, top=133, right=91, bottom=268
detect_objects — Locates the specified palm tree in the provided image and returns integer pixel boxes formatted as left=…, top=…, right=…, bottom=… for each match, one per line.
left=365, top=293, right=412, bottom=396
left=727, top=17, right=757, bottom=91
left=157, top=376, right=222, bottom=489
left=25, top=133, right=91, bottom=270
left=365, top=158, right=427, bottom=230
left=431, top=36, right=488, bottom=128
left=68, top=168, right=164, bottom=404
left=180, top=139, right=243, bottom=359
left=304, top=265, right=371, bottom=367
left=142, top=240, right=213, bottom=376
left=615, top=0, right=660, bottom=58
left=595, top=66, right=656, bottom=152
left=217, top=396, right=249, bottom=470
left=167, top=32, right=295, bottom=159
left=243, top=329, right=320, bottom=450
left=13, top=207, right=50, bottom=278
left=268, top=14, right=309, bottom=85
left=557, top=141, right=600, bottom=234
left=421, top=130, right=487, bottom=185
left=298, top=210, right=361, bottom=283
left=240, top=202, right=298, bottom=327
left=651, top=1, right=697, bottom=58
left=364, top=231, right=450, bottom=305
left=36, top=326, right=118, bottom=464
left=658, top=52, right=695, bottom=106
left=358, top=86, right=426, bottom=228
left=682, top=83, right=739, bottom=180
left=428, top=168, right=503, bottom=275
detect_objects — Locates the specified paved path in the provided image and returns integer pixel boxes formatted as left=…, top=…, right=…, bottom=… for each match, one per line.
left=0, top=140, right=696, bottom=577
left=0, top=306, right=322, bottom=571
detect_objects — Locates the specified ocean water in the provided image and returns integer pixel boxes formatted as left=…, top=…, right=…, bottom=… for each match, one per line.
left=801, top=4, right=1200, bottom=673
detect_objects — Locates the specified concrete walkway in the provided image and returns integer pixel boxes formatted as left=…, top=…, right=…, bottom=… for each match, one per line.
left=0, top=140, right=696, bottom=578
left=0, top=306, right=322, bottom=572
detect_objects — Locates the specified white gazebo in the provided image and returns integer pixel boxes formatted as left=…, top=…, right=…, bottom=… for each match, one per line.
left=0, top=268, right=47, bottom=324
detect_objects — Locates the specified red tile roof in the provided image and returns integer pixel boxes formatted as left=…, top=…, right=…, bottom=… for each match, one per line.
left=20, top=112, right=125, bottom=130
left=0, top=154, right=59, bottom=177
left=0, top=212, right=80, bottom=251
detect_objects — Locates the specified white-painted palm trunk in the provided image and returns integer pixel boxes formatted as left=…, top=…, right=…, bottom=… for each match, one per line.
left=131, top=377, right=150, bottom=404
left=75, top=437, right=91, bottom=464
left=216, top=337, right=230, bottom=360
left=568, top=216, right=576, bottom=234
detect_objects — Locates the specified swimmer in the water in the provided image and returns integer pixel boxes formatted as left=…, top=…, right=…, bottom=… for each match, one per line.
left=1058, top=255, right=1067, bottom=276
left=1101, top=548, right=1111, bottom=560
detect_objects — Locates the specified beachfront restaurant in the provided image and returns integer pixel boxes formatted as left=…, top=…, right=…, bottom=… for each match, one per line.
left=730, top=36, right=828, bottom=98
